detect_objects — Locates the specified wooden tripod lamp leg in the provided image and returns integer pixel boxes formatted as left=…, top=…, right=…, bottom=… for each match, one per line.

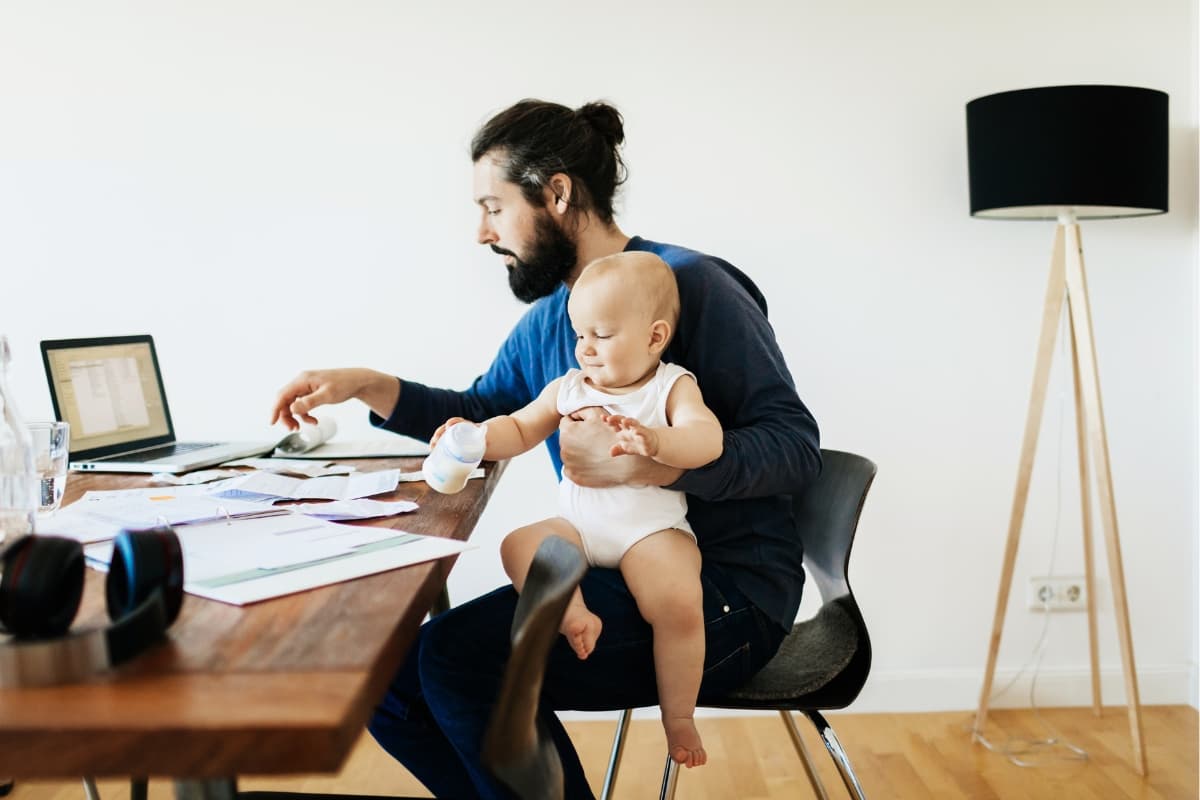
left=975, top=225, right=1067, bottom=734
left=1068, top=299, right=1104, bottom=716
left=1061, top=224, right=1147, bottom=775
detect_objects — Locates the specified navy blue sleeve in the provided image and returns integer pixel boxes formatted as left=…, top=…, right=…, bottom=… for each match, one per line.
left=369, top=323, right=536, bottom=443
left=663, top=261, right=821, bottom=501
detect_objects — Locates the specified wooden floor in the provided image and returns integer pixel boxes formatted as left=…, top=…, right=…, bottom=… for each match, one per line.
left=9, top=706, right=1197, bottom=799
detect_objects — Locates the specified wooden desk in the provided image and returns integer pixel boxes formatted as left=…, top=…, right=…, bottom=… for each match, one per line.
left=0, top=458, right=506, bottom=781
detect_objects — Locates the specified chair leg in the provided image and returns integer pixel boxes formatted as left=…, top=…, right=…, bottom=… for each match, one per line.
left=429, top=585, right=451, bottom=617
left=658, top=754, right=680, bottom=800
left=599, top=708, right=633, bottom=800
left=174, top=779, right=238, bottom=800
left=82, top=778, right=101, bottom=800
left=805, top=711, right=868, bottom=800
left=780, top=710, right=831, bottom=800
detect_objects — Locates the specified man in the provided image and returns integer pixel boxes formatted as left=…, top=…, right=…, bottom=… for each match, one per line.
left=270, top=98, right=821, bottom=799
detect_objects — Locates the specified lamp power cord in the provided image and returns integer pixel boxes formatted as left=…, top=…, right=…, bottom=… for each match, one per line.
left=969, top=298, right=1089, bottom=767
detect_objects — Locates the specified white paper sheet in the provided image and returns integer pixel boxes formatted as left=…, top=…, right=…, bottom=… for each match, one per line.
left=39, top=492, right=273, bottom=543
left=288, top=498, right=419, bottom=520
left=209, top=469, right=400, bottom=502
left=220, top=458, right=356, bottom=478
left=397, top=467, right=485, bottom=483
left=150, top=469, right=245, bottom=485
left=290, top=439, right=430, bottom=459
left=84, top=512, right=473, bottom=605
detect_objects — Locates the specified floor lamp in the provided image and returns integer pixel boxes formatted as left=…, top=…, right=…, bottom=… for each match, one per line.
left=965, top=85, right=1169, bottom=776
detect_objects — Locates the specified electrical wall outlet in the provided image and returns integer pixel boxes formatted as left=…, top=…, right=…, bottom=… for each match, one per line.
left=1026, top=576, right=1088, bottom=611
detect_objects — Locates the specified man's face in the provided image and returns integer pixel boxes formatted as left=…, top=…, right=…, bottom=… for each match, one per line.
left=473, top=154, right=577, bottom=303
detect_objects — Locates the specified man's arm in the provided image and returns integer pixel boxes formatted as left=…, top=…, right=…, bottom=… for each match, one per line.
left=664, top=264, right=820, bottom=500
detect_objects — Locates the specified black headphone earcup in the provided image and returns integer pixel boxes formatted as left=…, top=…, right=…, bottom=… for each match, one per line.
left=0, top=535, right=84, bottom=639
left=107, top=527, right=185, bottom=626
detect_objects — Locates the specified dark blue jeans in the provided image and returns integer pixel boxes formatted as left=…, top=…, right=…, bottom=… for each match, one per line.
left=367, top=563, right=786, bottom=799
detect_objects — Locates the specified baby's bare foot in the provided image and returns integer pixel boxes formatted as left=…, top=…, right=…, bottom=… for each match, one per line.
left=559, top=604, right=602, bottom=659
left=664, top=716, right=707, bottom=768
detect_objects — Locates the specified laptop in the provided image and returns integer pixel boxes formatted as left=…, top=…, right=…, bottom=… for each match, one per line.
left=41, top=334, right=273, bottom=473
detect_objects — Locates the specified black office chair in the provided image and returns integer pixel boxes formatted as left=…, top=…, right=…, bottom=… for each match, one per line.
left=599, top=449, right=877, bottom=800
left=483, top=535, right=588, bottom=800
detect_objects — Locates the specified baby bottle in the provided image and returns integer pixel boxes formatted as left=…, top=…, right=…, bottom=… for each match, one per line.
left=422, top=422, right=488, bottom=494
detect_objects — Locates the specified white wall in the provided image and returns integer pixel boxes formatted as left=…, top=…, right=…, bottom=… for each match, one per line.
left=1, top=0, right=1196, bottom=713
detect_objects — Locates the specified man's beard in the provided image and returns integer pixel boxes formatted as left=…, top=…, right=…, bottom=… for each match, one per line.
left=493, top=212, right=577, bottom=303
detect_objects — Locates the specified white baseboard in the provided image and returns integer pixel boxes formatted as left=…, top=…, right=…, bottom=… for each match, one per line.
left=559, top=663, right=1197, bottom=722
left=851, top=663, right=1195, bottom=713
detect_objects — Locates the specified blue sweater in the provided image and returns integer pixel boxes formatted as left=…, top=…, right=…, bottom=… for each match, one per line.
left=372, top=236, right=821, bottom=631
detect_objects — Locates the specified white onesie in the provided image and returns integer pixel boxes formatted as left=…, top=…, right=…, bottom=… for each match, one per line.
left=556, top=361, right=697, bottom=567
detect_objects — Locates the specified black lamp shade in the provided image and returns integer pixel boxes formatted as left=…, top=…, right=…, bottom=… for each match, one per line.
left=966, top=85, right=1168, bottom=220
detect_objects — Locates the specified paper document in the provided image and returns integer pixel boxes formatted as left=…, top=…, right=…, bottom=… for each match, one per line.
left=294, top=440, right=431, bottom=459
left=151, top=469, right=244, bottom=485
left=221, top=457, right=356, bottom=478
left=39, top=491, right=275, bottom=544
left=289, top=498, right=419, bottom=520
left=84, top=511, right=473, bottom=605
left=398, top=467, right=485, bottom=483
left=210, top=468, right=401, bottom=502
left=271, top=417, right=429, bottom=459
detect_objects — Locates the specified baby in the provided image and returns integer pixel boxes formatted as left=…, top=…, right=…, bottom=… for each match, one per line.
left=432, top=250, right=722, bottom=768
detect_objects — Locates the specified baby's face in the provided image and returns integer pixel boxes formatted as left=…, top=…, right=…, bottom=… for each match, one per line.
left=568, top=278, right=660, bottom=389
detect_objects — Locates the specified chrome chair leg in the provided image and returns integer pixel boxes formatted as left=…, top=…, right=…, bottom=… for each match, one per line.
left=658, top=755, right=680, bottom=800
left=805, top=711, right=867, bottom=800
left=780, top=710, right=831, bottom=800
left=82, top=778, right=101, bottom=800
left=599, top=708, right=633, bottom=800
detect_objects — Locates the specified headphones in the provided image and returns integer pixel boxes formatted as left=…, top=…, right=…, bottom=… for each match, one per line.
left=0, top=526, right=184, bottom=687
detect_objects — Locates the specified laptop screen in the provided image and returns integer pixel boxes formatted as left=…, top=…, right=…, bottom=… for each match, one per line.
left=41, top=335, right=176, bottom=459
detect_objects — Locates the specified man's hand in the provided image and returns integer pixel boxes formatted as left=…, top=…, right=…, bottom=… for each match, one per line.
left=270, top=368, right=398, bottom=430
left=568, top=406, right=607, bottom=422
left=559, top=414, right=683, bottom=488
left=604, top=414, right=660, bottom=458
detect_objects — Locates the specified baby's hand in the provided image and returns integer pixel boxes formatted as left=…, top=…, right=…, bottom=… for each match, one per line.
left=604, top=415, right=659, bottom=458
left=430, top=416, right=469, bottom=449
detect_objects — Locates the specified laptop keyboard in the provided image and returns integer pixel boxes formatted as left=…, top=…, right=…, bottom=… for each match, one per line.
left=96, top=442, right=218, bottom=461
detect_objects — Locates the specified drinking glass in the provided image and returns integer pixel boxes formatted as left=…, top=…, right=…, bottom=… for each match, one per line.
left=28, top=421, right=69, bottom=515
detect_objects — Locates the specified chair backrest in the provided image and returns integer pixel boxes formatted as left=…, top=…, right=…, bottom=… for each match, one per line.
left=483, top=536, right=587, bottom=800
left=793, top=449, right=877, bottom=606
